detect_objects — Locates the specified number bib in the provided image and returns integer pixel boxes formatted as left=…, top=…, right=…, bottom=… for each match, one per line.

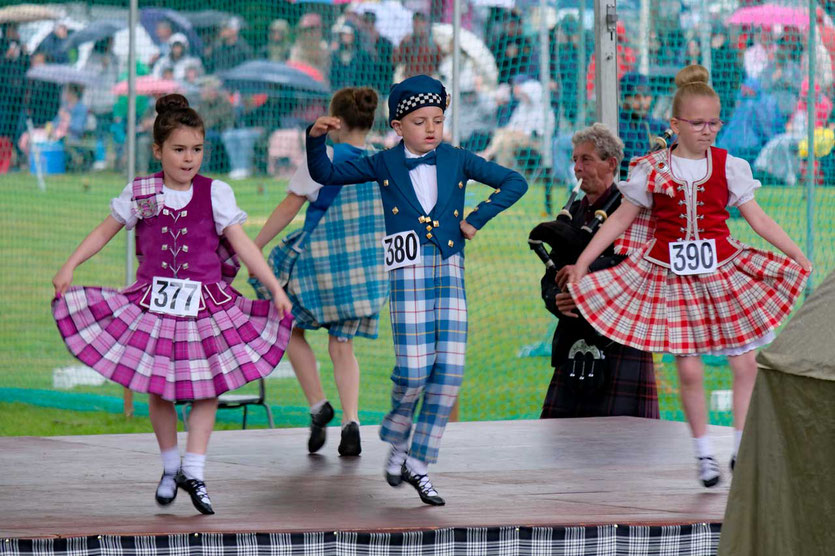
left=149, top=277, right=202, bottom=317
left=382, top=230, right=421, bottom=271
left=668, top=239, right=717, bottom=275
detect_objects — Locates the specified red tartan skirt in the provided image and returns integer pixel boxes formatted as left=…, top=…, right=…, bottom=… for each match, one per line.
left=567, top=241, right=809, bottom=355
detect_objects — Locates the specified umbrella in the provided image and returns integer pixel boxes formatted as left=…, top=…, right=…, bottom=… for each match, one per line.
left=139, top=8, right=202, bottom=53
left=219, top=60, right=330, bottom=96
left=726, top=4, right=809, bottom=28
left=286, top=60, right=325, bottom=83
left=63, top=20, right=126, bottom=50
left=111, top=76, right=182, bottom=96
left=181, top=10, right=238, bottom=29
left=0, top=4, right=60, bottom=24
left=26, top=63, right=99, bottom=86
left=432, top=23, right=499, bottom=89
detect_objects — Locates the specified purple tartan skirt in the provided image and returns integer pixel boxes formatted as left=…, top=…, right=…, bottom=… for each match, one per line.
left=52, top=282, right=293, bottom=402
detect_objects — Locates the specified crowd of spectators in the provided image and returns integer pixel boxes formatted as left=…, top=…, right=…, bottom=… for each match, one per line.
left=1, top=1, right=833, bottom=186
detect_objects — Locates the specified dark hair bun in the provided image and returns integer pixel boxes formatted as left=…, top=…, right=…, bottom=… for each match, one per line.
left=156, top=93, right=190, bottom=116
left=353, top=87, right=378, bottom=115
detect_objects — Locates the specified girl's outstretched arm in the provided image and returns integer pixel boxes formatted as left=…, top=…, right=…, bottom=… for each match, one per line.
left=53, top=216, right=124, bottom=297
left=558, top=200, right=643, bottom=287
left=254, top=193, right=307, bottom=250
left=738, top=199, right=812, bottom=271
left=224, top=224, right=293, bottom=318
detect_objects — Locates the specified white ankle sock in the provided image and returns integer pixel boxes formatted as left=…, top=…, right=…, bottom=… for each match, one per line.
left=385, top=441, right=409, bottom=474
left=161, top=447, right=180, bottom=474
left=157, top=447, right=180, bottom=499
left=692, top=435, right=713, bottom=459
left=406, top=456, right=428, bottom=476
left=733, top=429, right=743, bottom=456
left=182, top=452, right=206, bottom=482
left=310, top=399, right=328, bottom=415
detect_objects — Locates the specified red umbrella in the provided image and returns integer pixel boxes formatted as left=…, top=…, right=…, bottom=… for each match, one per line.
left=726, top=4, right=809, bottom=29
left=111, top=76, right=182, bottom=96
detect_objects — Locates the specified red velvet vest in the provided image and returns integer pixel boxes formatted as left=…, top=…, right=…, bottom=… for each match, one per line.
left=643, top=147, right=742, bottom=266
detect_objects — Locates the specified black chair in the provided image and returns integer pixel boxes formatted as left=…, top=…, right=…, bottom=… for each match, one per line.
left=178, top=378, right=274, bottom=430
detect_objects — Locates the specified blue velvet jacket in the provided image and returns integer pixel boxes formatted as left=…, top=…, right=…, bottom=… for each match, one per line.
left=306, top=132, right=528, bottom=259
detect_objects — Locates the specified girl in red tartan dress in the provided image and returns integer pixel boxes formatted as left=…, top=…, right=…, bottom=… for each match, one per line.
left=559, top=65, right=812, bottom=487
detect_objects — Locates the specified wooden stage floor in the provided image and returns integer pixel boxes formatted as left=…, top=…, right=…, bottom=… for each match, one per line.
left=0, top=418, right=732, bottom=539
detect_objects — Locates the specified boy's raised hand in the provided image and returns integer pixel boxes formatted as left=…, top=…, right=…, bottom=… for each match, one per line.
left=460, top=220, right=477, bottom=240
left=309, top=116, right=341, bottom=138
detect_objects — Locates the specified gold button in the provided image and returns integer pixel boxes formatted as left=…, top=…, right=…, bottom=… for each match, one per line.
left=161, top=262, right=168, bottom=268
left=485, top=198, right=491, bottom=203
left=454, top=210, right=459, bottom=217
left=162, top=244, right=168, bottom=250
left=458, top=181, right=463, bottom=189
left=494, top=188, right=501, bottom=194
left=392, top=207, right=399, bottom=215
left=161, top=226, right=168, bottom=233
left=448, top=240, right=454, bottom=247
left=426, top=225, right=433, bottom=231
left=383, top=179, right=389, bottom=186
left=182, top=263, right=189, bottom=270
left=473, top=206, right=479, bottom=211
left=182, top=245, right=189, bottom=252
left=433, top=220, right=439, bottom=227
left=426, top=232, right=433, bottom=239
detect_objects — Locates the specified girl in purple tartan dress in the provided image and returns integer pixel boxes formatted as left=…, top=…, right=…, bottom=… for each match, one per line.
left=51, top=95, right=293, bottom=515
left=560, top=66, right=811, bottom=488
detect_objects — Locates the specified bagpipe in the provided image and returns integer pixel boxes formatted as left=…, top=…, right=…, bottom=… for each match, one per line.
left=528, top=129, right=673, bottom=271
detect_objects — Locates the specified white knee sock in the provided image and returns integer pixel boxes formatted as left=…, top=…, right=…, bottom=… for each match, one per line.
left=692, top=435, right=714, bottom=459
left=733, top=429, right=743, bottom=456
left=385, top=441, right=409, bottom=475
left=181, top=452, right=206, bottom=482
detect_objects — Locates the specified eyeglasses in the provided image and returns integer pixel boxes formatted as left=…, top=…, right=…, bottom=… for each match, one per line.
left=675, top=118, right=724, bottom=132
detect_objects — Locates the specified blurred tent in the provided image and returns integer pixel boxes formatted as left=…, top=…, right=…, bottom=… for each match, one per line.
left=718, top=270, right=835, bottom=555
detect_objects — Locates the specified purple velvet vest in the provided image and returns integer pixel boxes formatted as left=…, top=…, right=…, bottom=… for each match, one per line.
left=135, top=174, right=223, bottom=284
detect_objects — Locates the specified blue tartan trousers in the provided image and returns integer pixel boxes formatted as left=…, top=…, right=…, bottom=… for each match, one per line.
left=378, top=244, right=468, bottom=463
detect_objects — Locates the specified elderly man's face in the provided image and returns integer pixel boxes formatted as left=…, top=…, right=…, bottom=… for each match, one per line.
left=572, top=141, right=617, bottom=194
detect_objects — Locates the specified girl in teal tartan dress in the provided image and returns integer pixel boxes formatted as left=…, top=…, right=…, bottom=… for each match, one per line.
left=253, top=87, right=388, bottom=456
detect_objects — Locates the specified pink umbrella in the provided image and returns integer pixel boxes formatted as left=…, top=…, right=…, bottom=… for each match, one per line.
left=111, top=76, right=183, bottom=96
left=727, top=4, right=809, bottom=29
left=286, top=60, right=325, bottom=83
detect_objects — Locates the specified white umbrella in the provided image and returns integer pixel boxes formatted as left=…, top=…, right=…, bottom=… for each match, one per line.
left=349, top=1, right=414, bottom=47
left=432, top=23, right=499, bottom=90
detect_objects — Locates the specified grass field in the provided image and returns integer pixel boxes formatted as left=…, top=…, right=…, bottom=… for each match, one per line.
left=1, top=169, right=832, bottom=436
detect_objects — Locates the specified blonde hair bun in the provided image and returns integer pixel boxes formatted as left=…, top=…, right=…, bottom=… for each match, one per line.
left=675, top=65, right=710, bottom=89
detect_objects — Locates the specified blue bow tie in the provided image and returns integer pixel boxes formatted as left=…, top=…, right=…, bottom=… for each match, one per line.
left=404, top=151, right=437, bottom=170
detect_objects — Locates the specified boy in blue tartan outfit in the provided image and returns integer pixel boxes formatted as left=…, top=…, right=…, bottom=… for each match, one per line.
left=306, top=74, right=527, bottom=505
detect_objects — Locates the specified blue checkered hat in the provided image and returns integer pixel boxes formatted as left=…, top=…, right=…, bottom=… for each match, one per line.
left=388, top=75, right=448, bottom=125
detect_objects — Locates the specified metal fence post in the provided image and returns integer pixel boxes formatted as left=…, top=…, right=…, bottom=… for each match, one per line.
left=594, top=0, right=618, bottom=132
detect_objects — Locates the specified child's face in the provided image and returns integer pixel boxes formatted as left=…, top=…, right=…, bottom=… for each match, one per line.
left=392, top=106, right=445, bottom=155
left=671, top=94, right=722, bottom=157
left=153, top=126, right=204, bottom=188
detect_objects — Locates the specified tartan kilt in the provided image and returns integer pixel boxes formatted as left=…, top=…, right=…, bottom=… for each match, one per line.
left=52, top=282, right=293, bottom=402
left=282, top=179, right=388, bottom=337
left=568, top=241, right=809, bottom=355
left=541, top=342, right=658, bottom=419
